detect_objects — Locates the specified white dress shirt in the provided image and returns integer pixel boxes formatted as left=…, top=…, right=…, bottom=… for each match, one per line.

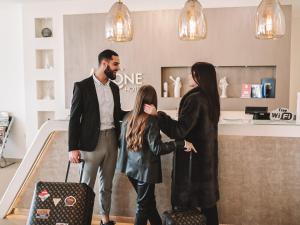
left=93, top=75, right=115, bottom=130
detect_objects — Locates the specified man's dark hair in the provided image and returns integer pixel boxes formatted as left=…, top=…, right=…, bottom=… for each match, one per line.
left=98, top=49, right=118, bottom=65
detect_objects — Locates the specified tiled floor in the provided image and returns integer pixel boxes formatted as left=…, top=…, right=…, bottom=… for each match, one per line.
left=0, top=161, right=228, bottom=225
left=0, top=160, right=20, bottom=198
left=0, top=161, right=21, bottom=225
left=0, top=161, right=131, bottom=225
left=0, top=220, right=20, bottom=225
left=0, top=219, right=132, bottom=225
left=2, top=218, right=131, bottom=225
left=0, top=220, right=133, bottom=225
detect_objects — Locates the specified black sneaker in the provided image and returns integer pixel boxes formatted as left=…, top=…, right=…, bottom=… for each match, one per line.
left=100, top=220, right=116, bottom=225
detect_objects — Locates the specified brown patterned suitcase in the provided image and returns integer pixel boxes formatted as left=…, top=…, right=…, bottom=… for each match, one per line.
left=26, top=160, right=95, bottom=225
left=162, top=152, right=207, bottom=225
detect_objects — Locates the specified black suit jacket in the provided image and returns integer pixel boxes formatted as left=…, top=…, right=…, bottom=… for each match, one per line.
left=68, top=76, right=126, bottom=152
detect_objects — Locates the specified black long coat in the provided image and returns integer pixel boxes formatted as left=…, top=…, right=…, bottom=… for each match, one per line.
left=157, top=87, right=219, bottom=208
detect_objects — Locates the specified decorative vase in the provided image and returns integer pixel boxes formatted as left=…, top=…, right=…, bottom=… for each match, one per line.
left=41, top=27, right=52, bottom=37
left=163, top=82, right=168, bottom=98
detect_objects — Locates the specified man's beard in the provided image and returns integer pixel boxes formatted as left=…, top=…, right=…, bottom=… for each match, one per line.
left=104, top=65, right=117, bottom=80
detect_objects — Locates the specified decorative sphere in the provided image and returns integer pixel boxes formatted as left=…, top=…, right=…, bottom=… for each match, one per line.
left=41, top=28, right=52, bottom=37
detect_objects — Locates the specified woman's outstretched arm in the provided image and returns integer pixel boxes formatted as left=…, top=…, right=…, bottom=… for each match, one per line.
left=147, top=116, right=185, bottom=156
left=146, top=95, right=201, bottom=140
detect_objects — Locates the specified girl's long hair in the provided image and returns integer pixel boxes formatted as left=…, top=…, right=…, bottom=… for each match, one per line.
left=126, top=85, right=158, bottom=151
left=191, top=62, right=220, bottom=124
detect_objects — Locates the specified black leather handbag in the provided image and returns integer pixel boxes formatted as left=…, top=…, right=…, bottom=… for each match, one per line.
left=26, top=160, right=95, bottom=225
left=162, top=152, right=207, bottom=225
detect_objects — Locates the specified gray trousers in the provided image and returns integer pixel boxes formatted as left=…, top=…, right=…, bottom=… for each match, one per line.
left=80, top=129, right=118, bottom=215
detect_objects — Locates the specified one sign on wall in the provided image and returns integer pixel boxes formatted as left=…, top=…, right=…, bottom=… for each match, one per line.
left=89, top=67, right=144, bottom=92
left=114, top=71, right=143, bottom=92
left=115, top=71, right=144, bottom=110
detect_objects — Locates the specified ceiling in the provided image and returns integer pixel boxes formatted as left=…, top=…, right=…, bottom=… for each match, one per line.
left=0, top=0, right=292, bottom=6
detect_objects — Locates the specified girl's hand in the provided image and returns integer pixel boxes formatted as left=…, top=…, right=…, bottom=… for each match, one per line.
left=184, top=141, right=197, bottom=153
left=144, top=104, right=158, bottom=116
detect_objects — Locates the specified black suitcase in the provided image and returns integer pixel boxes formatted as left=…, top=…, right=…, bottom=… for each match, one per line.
left=26, top=160, right=95, bottom=225
left=162, top=152, right=206, bottom=225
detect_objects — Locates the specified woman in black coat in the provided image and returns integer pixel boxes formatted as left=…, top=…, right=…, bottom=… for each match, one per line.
left=144, top=62, right=220, bottom=225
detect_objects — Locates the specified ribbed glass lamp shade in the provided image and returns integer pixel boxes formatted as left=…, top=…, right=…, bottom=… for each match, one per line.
left=179, top=0, right=207, bottom=41
left=255, top=0, right=285, bottom=40
left=105, top=0, right=133, bottom=42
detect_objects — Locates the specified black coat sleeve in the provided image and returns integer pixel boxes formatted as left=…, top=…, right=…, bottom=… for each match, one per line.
left=157, top=95, right=202, bottom=140
left=147, top=117, right=185, bottom=156
left=68, top=83, right=82, bottom=151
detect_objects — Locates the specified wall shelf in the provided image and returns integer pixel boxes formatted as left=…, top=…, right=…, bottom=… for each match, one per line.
left=161, top=67, right=191, bottom=98
left=37, top=111, right=55, bottom=129
left=36, top=80, right=55, bottom=100
left=161, top=66, right=276, bottom=98
left=36, top=49, right=54, bottom=70
left=36, top=100, right=56, bottom=111
left=161, top=66, right=277, bottom=109
left=35, top=18, right=53, bottom=38
left=215, top=66, right=276, bottom=99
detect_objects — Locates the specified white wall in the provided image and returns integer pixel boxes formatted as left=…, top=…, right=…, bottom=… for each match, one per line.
left=0, top=3, right=26, bottom=159
left=289, top=0, right=300, bottom=111
left=0, top=0, right=295, bottom=158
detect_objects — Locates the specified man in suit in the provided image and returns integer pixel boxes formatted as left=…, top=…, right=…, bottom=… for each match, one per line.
left=69, top=49, right=126, bottom=225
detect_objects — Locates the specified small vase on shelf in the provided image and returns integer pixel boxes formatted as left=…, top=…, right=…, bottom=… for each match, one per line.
left=163, top=82, right=168, bottom=98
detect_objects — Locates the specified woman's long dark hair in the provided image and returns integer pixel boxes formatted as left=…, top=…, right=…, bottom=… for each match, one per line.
left=126, top=85, right=158, bottom=151
left=191, top=62, right=220, bottom=124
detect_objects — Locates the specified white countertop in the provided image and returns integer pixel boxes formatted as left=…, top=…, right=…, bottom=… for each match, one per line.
left=160, top=110, right=300, bottom=137
left=218, top=122, right=300, bottom=137
left=63, top=109, right=300, bottom=137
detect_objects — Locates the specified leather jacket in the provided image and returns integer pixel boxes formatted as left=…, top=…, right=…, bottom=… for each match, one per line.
left=117, top=115, right=184, bottom=184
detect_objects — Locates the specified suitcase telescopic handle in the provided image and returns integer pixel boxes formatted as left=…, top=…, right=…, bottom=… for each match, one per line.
left=188, top=151, right=193, bottom=183
left=173, top=151, right=193, bottom=185
left=65, top=159, right=85, bottom=183
left=172, top=151, right=193, bottom=210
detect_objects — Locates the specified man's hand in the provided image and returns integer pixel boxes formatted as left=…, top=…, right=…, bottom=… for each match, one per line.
left=69, top=150, right=81, bottom=163
left=144, top=104, right=158, bottom=116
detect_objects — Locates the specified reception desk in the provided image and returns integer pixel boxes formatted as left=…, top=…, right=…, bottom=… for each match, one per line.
left=217, top=121, right=300, bottom=225
left=2, top=119, right=300, bottom=225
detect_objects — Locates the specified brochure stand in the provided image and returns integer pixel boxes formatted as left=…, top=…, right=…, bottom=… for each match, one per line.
left=0, top=116, right=16, bottom=168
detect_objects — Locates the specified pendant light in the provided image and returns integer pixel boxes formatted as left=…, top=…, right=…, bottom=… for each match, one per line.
left=105, top=0, right=133, bottom=42
left=255, top=0, right=285, bottom=40
left=179, top=0, right=207, bottom=41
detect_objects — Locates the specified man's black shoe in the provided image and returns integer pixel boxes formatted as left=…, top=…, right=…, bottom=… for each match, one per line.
left=100, top=220, right=116, bottom=225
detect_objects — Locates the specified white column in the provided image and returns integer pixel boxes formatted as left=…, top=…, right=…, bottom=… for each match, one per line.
left=289, top=0, right=300, bottom=111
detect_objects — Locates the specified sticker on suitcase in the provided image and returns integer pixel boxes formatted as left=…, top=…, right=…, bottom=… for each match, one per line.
left=53, top=198, right=61, bottom=206
left=64, top=196, right=76, bottom=207
left=36, top=209, right=50, bottom=219
left=38, top=189, right=50, bottom=202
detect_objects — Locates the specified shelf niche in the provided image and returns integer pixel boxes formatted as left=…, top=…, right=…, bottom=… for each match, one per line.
left=36, top=49, right=54, bottom=70
left=161, top=66, right=276, bottom=99
left=161, top=67, right=191, bottom=98
left=36, top=80, right=55, bottom=100
left=35, top=18, right=53, bottom=38
left=37, top=111, right=55, bottom=129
